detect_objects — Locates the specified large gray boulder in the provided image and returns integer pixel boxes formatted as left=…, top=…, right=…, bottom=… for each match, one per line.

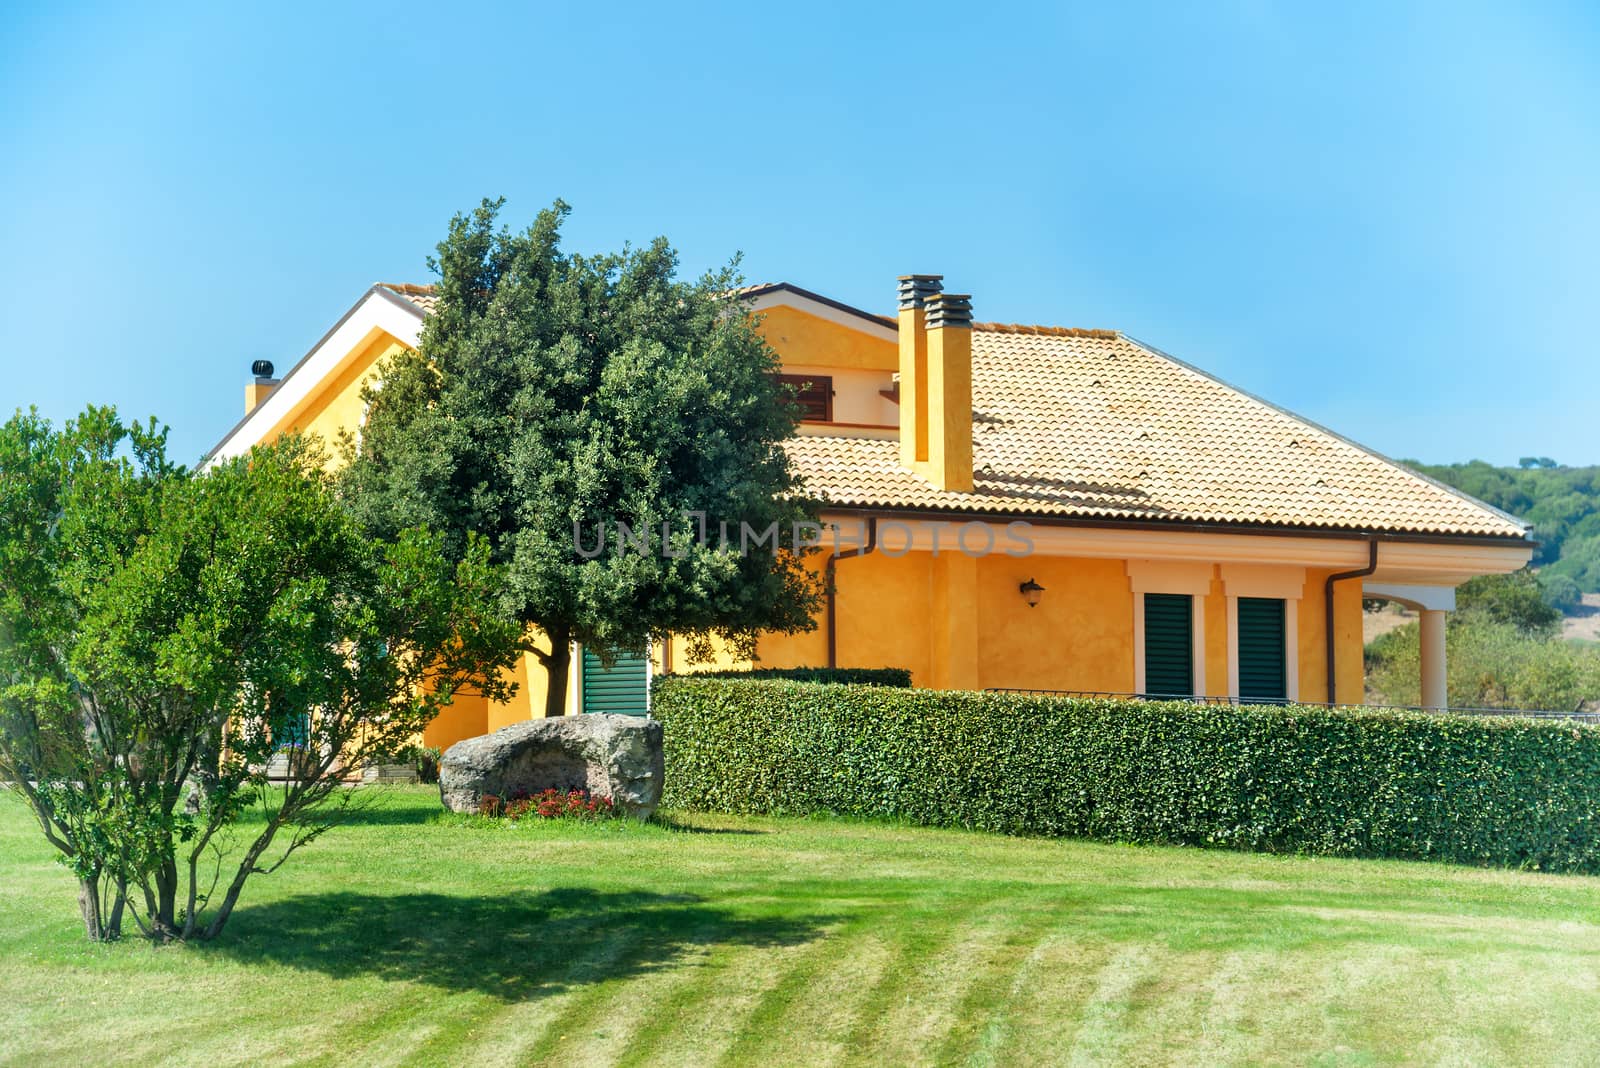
left=439, top=715, right=664, bottom=820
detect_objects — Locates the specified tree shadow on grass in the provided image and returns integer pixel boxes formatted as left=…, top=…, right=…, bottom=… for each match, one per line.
left=649, top=812, right=769, bottom=835
left=204, top=887, right=833, bottom=1002
left=314, top=801, right=446, bottom=827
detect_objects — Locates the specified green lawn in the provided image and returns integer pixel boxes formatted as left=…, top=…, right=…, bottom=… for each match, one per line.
left=2, top=788, right=1599, bottom=1066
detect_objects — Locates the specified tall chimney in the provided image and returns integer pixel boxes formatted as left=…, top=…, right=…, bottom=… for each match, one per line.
left=897, top=275, right=942, bottom=468
left=924, top=291, right=974, bottom=492
left=245, top=359, right=278, bottom=414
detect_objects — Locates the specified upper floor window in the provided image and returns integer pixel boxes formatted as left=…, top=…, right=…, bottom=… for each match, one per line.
left=775, top=373, right=833, bottom=422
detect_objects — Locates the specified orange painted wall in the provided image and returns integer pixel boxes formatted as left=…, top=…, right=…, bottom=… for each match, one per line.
left=1203, top=572, right=1229, bottom=698
left=421, top=691, right=488, bottom=751
left=976, top=555, right=1135, bottom=693
left=741, top=551, right=1368, bottom=705
left=261, top=328, right=405, bottom=467
left=1296, top=569, right=1364, bottom=705
left=756, top=305, right=897, bottom=372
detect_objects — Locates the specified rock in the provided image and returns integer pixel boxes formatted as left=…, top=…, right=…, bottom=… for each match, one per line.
left=438, top=715, right=664, bottom=820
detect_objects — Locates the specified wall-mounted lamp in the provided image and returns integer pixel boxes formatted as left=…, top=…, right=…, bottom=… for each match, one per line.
left=1019, top=578, right=1046, bottom=608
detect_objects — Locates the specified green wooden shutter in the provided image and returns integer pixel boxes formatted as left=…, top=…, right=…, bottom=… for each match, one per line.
left=1237, top=597, right=1287, bottom=703
left=581, top=648, right=649, bottom=716
left=1143, top=593, right=1194, bottom=697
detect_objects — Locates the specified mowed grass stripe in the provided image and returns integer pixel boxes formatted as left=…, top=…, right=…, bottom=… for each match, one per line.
left=841, top=901, right=1031, bottom=1066
left=717, top=924, right=896, bottom=1066
left=471, top=918, right=725, bottom=1066
left=937, top=917, right=1076, bottom=1066
left=611, top=916, right=828, bottom=1067
left=390, top=906, right=641, bottom=1065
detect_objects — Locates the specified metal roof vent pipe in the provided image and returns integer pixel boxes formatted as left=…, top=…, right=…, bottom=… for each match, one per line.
left=246, top=359, right=279, bottom=415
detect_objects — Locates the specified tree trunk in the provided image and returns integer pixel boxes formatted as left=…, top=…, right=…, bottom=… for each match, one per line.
left=543, top=630, right=571, bottom=717
left=202, top=823, right=282, bottom=941
left=76, top=873, right=121, bottom=942
left=155, top=855, right=180, bottom=938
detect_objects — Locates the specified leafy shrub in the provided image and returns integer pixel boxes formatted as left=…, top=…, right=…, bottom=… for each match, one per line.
left=1540, top=572, right=1583, bottom=614
left=655, top=677, right=1600, bottom=872
left=415, top=747, right=442, bottom=785
left=1367, top=616, right=1600, bottom=711
left=478, top=789, right=616, bottom=821
left=661, top=666, right=911, bottom=687
left=394, top=744, right=443, bottom=784
left=1456, top=570, right=1561, bottom=636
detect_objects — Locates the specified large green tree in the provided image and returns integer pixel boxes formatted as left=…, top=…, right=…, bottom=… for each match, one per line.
left=0, top=409, right=519, bottom=941
left=341, top=199, right=824, bottom=716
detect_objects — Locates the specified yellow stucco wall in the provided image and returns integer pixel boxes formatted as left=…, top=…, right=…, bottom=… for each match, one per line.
left=1300, top=569, right=1365, bottom=705
left=756, top=305, right=897, bottom=372
left=731, top=552, right=1366, bottom=705
left=976, top=555, right=1135, bottom=693
left=261, top=328, right=404, bottom=467
left=424, top=691, right=488, bottom=751
left=1203, top=574, right=1229, bottom=699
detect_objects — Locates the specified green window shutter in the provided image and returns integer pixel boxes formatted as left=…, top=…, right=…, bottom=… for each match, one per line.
left=1143, top=593, right=1194, bottom=697
left=581, top=648, right=650, bottom=716
left=1237, top=597, right=1287, bottom=703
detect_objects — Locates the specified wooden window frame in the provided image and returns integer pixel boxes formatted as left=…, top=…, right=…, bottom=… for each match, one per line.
left=775, top=373, right=834, bottom=423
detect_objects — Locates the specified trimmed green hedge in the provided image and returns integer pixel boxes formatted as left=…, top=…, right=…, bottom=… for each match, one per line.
left=661, top=666, right=911, bottom=687
left=654, top=678, right=1600, bottom=872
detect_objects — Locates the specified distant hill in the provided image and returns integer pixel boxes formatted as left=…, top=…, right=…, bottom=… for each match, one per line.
left=1407, top=459, right=1600, bottom=600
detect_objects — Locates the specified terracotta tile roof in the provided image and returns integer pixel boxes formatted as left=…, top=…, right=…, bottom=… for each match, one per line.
left=787, top=327, right=1528, bottom=539
left=373, top=281, right=1524, bottom=539
left=379, top=282, right=439, bottom=315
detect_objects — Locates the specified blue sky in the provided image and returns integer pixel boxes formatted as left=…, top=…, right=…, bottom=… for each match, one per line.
left=2, top=2, right=1596, bottom=468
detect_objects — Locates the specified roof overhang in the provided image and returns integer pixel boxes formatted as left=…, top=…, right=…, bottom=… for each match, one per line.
left=816, top=508, right=1533, bottom=584
left=203, top=286, right=425, bottom=467
left=738, top=283, right=897, bottom=343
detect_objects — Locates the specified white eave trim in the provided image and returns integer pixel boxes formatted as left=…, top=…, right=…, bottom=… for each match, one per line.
left=204, top=288, right=424, bottom=468
left=745, top=288, right=898, bottom=343
left=815, top=513, right=1531, bottom=583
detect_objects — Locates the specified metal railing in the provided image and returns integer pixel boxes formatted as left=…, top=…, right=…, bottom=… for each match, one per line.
left=984, top=688, right=1600, bottom=723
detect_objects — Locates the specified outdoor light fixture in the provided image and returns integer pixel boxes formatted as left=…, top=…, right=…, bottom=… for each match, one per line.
left=1019, top=578, right=1045, bottom=608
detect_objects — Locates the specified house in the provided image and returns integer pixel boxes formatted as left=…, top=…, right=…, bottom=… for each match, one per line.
left=207, top=275, right=1533, bottom=748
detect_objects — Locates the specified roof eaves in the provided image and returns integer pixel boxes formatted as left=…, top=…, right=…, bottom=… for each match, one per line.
left=202, top=284, right=413, bottom=463
left=815, top=500, right=1538, bottom=547
left=736, top=282, right=896, bottom=329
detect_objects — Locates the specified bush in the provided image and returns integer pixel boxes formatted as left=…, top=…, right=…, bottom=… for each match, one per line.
left=654, top=678, right=1600, bottom=872
left=395, top=744, right=442, bottom=784
left=1456, top=570, right=1562, bottom=636
left=1540, top=572, right=1584, bottom=614
left=1367, top=616, right=1600, bottom=711
left=661, top=666, right=911, bottom=687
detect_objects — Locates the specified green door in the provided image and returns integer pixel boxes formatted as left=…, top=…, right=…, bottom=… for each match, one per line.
left=581, top=648, right=650, bottom=716
left=1143, top=593, right=1194, bottom=698
left=1237, top=597, right=1287, bottom=703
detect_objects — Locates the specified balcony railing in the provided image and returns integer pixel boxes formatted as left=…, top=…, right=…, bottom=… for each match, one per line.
left=984, top=689, right=1600, bottom=724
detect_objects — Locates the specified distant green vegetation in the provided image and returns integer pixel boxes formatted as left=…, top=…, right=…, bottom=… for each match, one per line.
left=1409, top=459, right=1600, bottom=597
left=1366, top=569, right=1600, bottom=710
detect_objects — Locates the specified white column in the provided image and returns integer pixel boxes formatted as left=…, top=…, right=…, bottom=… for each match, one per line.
left=1420, top=609, right=1447, bottom=710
